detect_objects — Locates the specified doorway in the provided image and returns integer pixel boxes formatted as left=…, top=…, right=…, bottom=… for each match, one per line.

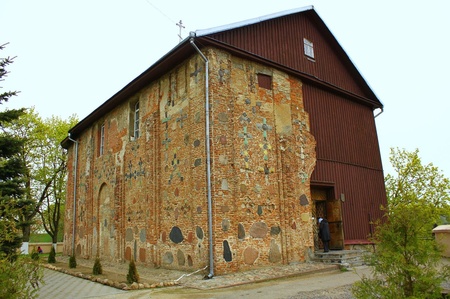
left=312, top=187, right=344, bottom=250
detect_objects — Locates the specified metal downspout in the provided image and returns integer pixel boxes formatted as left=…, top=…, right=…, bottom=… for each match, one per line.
left=68, top=134, right=78, bottom=257
left=190, top=36, right=214, bottom=279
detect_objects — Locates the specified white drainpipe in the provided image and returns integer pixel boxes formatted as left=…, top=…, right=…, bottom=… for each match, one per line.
left=190, top=34, right=214, bottom=279
left=68, top=133, right=78, bottom=257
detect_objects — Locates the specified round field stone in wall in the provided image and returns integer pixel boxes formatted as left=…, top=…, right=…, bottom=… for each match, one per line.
left=218, top=112, right=228, bottom=122
left=196, top=206, right=202, bottom=213
left=194, top=158, right=202, bottom=167
left=196, top=226, right=204, bottom=240
left=222, top=219, right=230, bottom=231
left=169, top=226, right=184, bottom=244
left=243, top=247, right=259, bottom=265
left=140, top=229, right=146, bottom=242
left=177, top=249, right=186, bottom=266
left=249, top=222, right=268, bottom=238
left=238, top=223, right=245, bottom=240
left=223, top=240, right=232, bottom=262
left=193, top=139, right=201, bottom=147
left=126, top=228, right=134, bottom=242
left=162, top=251, right=174, bottom=265
left=269, top=239, right=282, bottom=263
left=270, top=226, right=281, bottom=236
left=299, top=194, right=309, bottom=206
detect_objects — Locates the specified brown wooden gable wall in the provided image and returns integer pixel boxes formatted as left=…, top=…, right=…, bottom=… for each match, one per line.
left=303, top=83, right=387, bottom=241
left=303, top=84, right=382, bottom=170
left=206, top=12, right=370, bottom=100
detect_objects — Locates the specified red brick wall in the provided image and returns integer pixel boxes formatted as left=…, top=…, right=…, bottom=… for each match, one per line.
left=64, top=47, right=316, bottom=275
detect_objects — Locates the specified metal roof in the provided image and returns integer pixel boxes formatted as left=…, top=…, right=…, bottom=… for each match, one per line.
left=62, top=6, right=382, bottom=147
left=194, top=5, right=314, bottom=37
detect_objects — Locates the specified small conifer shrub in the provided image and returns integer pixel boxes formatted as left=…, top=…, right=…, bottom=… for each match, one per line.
left=126, top=258, right=139, bottom=283
left=93, top=258, right=103, bottom=275
left=48, top=246, right=56, bottom=263
left=30, top=250, right=39, bottom=261
left=69, top=255, right=77, bottom=268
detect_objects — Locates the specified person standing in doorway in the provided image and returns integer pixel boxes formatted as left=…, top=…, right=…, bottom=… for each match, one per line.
left=318, top=217, right=330, bottom=252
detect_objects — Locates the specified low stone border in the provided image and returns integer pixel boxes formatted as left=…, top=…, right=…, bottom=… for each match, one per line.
left=42, top=263, right=179, bottom=290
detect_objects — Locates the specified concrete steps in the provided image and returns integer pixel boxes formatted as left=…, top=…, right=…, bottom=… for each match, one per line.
left=314, top=250, right=367, bottom=268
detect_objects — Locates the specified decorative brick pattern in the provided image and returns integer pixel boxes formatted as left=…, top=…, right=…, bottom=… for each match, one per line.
left=64, top=47, right=316, bottom=275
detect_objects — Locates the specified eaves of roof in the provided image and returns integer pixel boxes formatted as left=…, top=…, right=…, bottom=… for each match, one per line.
left=62, top=6, right=382, bottom=148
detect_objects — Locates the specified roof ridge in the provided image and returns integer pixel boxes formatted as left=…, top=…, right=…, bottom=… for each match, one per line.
left=193, top=5, right=314, bottom=37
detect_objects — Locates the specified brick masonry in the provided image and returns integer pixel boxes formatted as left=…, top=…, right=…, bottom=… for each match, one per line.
left=63, top=47, right=317, bottom=275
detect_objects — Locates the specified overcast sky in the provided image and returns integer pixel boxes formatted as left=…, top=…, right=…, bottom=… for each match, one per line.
left=2, top=0, right=450, bottom=178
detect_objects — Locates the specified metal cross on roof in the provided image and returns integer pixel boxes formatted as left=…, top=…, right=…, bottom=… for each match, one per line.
left=176, top=20, right=185, bottom=42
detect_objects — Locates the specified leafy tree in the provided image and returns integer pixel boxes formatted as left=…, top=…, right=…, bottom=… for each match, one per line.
left=4, top=108, right=77, bottom=249
left=0, top=42, right=43, bottom=298
left=353, top=148, right=450, bottom=299
left=0, top=254, right=43, bottom=299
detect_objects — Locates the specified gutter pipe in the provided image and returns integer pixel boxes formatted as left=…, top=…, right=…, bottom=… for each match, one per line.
left=67, top=133, right=79, bottom=257
left=374, top=107, right=384, bottom=118
left=189, top=34, right=214, bottom=279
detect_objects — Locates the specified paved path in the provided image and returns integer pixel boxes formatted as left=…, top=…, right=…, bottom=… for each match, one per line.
left=38, top=268, right=126, bottom=299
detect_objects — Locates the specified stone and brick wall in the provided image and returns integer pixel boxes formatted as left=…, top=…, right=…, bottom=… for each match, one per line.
left=64, top=46, right=316, bottom=275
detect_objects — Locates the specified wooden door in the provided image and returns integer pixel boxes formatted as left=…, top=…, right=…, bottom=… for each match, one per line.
left=312, top=188, right=345, bottom=250
left=326, top=199, right=344, bottom=249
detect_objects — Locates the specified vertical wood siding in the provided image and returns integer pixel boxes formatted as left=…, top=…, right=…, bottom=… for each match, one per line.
left=208, top=12, right=371, bottom=100
left=206, top=12, right=386, bottom=242
left=303, top=84, right=387, bottom=241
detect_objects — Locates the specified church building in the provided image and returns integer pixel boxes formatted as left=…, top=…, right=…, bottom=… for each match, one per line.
left=62, top=6, right=386, bottom=276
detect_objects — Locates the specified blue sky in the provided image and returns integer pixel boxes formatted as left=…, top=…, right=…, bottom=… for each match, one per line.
left=2, top=0, right=450, bottom=178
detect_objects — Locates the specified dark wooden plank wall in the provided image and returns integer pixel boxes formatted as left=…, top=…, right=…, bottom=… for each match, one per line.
left=303, top=84, right=387, bottom=241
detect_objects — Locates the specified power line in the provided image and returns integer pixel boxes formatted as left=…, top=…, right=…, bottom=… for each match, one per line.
left=144, top=0, right=188, bottom=41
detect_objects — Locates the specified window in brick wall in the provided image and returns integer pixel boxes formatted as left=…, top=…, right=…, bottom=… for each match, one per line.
left=129, top=100, right=140, bottom=140
left=99, top=122, right=105, bottom=156
left=257, top=73, right=272, bottom=90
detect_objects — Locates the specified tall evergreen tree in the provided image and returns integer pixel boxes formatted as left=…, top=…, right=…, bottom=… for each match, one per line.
left=0, top=42, right=43, bottom=299
left=0, top=43, right=26, bottom=257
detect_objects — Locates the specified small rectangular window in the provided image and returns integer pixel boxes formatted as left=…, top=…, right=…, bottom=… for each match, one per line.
left=257, top=73, right=272, bottom=90
left=304, top=38, right=314, bottom=59
left=99, top=123, right=105, bottom=156
left=134, top=101, right=140, bottom=139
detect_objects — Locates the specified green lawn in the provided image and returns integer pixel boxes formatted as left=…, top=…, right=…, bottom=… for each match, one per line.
left=29, top=234, right=52, bottom=243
